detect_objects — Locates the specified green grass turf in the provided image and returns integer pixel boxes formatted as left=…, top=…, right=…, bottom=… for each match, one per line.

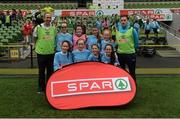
left=0, top=77, right=180, bottom=118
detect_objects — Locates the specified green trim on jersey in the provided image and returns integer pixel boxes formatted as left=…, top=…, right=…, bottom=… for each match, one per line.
left=35, top=25, right=56, bottom=55
left=116, top=27, right=135, bottom=54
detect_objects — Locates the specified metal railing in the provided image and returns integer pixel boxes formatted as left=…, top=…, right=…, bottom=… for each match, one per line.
left=159, top=22, right=180, bottom=38
left=136, top=13, right=180, bottom=38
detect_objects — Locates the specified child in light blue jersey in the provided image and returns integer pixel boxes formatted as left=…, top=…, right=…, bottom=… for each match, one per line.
left=88, top=44, right=101, bottom=62
left=133, top=20, right=140, bottom=34
left=86, top=26, right=101, bottom=51
left=56, top=22, right=73, bottom=52
left=95, top=18, right=102, bottom=31
left=72, top=39, right=90, bottom=63
left=101, top=44, right=119, bottom=66
left=54, top=40, right=73, bottom=71
left=144, top=19, right=151, bottom=40
left=101, top=29, right=111, bottom=52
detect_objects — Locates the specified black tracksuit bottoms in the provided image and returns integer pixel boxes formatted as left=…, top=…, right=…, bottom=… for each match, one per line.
left=37, top=54, right=54, bottom=92
left=117, top=53, right=136, bottom=81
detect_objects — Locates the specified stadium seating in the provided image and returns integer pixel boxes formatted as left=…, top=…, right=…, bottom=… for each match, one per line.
left=0, top=1, right=180, bottom=10
left=1, top=14, right=166, bottom=45
left=124, top=2, right=180, bottom=8
left=0, top=19, right=23, bottom=45
left=0, top=1, right=168, bottom=45
left=0, top=3, right=78, bottom=10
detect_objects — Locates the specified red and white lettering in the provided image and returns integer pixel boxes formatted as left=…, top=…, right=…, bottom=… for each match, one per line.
left=102, top=81, right=112, bottom=89
left=90, top=82, right=101, bottom=90
left=68, top=83, right=77, bottom=92
left=79, top=82, right=89, bottom=90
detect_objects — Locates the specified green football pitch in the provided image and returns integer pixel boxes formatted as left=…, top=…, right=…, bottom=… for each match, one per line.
left=0, top=76, right=180, bottom=118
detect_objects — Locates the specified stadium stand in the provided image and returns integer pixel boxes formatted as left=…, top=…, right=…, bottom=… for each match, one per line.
left=0, top=0, right=180, bottom=60
left=0, top=0, right=180, bottom=10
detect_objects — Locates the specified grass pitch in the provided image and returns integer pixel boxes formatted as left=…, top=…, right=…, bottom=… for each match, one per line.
left=0, top=77, right=180, bottom=118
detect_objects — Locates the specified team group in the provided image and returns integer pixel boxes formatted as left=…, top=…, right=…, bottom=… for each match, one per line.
left=34, top=13, right=138, bottom=93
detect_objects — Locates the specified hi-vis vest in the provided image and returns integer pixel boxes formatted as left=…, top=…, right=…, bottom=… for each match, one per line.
left=5, top=15, right=10, bottom=23
left=116, top=27, right=135, bottom=54
left=42, top=6, right=54, bottom=14
left=35, top=25, right=56, bottom=55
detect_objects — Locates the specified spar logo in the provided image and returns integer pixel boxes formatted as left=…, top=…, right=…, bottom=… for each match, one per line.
left=51, top=77, right=131, bottom=97
left=115, top=78, right=128, bottom=90
left=155, top=9, right=163, bottom=14
left=96, top=10, right=104, bottom=16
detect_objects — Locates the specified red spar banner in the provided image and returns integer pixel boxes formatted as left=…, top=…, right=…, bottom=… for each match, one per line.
left=120, top=9, right=154, bottom=15
left=46, top=62, right=136, bottom=110
left=150, top=14, right=165, bottom=20
left=61, top=10, right=95, bottom=16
